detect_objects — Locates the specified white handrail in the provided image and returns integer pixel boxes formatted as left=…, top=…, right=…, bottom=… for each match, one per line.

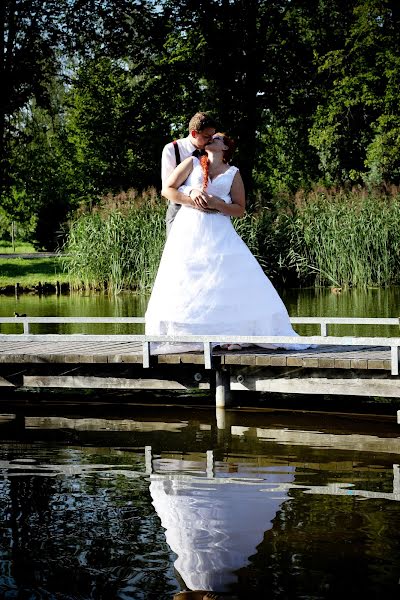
left=1, top=316, right=400, bottom=374
left=0, top=317, right=145, bottom=323
left=1, top=315, right=399, bottom=336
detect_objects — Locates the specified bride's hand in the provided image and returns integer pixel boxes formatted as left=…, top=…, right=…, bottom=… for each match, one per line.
left=204, top=194, right=221, bottom=210
left=189, top=188, right=208, bottom=209
left=189, top=189, right=216, bottom=212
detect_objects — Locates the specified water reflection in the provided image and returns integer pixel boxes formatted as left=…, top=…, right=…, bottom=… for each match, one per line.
left=282, top=286, right=400, bottom=336
left=0, top=408, right=400, bottom=599
left=2, top=286, right=400, bottom=336
left=0, top=292, right=147, bottom=334
left=149, top=452, right=294, bottom=595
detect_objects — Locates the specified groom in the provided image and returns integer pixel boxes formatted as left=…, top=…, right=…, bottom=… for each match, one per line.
left=161, top=112, right=217, bottom=234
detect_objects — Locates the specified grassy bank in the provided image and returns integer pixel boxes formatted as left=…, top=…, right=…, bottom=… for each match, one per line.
left=238, top=184, right=400, bottom=289
left=0, top=242, right=36, bottom=254
left=54, top=183, right=400, bottom=293
left=63, top=189, right=165, bottom=293
left=0, top=257, right=69, bottom=291
left=285, top=185, right=400, bottom=288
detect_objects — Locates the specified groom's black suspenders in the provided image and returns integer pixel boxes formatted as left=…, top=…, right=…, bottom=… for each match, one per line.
left=172, top=140, right=202, bottom=166
left=173, top=140, right=181, bottom=166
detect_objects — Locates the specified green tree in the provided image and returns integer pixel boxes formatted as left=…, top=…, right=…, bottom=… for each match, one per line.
left=65, top=56, right=165, bottom=196
left=253, top=0, right=356, bottom=195
left=159, top=0, right=278, bottom=193
left=1, top=1, right=162, bottom=246
left=309, top=0, right=400, bottom=184
left=0, top=0, right=63, bottom=194
left=8, top=79, right=78, bottom=249
left=158, top=1, right=354, bottom=197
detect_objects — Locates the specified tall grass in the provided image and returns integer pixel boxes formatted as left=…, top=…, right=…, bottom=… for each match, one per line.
left=63, top=184, right=400, bottom=292
left=63, top=188, right=165, bottom=293
left=284, top=184, right=400, bottom=287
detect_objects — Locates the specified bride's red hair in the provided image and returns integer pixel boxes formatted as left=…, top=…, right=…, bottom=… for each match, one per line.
left=200, top=155, right=209, bottom=190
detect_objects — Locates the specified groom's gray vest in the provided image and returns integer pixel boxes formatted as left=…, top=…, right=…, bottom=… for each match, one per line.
left=165, top=141, right=183, bottom=235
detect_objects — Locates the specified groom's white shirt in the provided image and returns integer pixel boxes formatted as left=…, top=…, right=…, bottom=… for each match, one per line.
left=161, top=135, right=198, bottom=197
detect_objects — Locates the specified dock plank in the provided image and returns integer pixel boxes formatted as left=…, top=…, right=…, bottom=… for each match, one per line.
left=0, top=340, right=143, bottom=358
left=0, top=341, right=394, bottom=370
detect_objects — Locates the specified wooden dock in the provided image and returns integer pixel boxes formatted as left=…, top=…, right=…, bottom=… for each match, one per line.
left=1, top=317, right=400, bottom=417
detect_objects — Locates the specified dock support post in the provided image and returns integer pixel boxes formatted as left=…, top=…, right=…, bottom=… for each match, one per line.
left=216, top=407, right=226, bottom=430
left=215, top=367, right=231, bottom=408
left=390, top=346, right=399, bottom=375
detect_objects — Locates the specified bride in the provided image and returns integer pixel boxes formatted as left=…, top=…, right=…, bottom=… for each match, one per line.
left=145, top=132, right=306, bottom=352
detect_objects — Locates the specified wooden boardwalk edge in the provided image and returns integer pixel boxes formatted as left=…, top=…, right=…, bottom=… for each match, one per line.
left=0, top=317, right=400, bottom=414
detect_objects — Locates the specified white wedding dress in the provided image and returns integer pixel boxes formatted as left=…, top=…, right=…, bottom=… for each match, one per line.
left=145, top=157, right=306, bottom=352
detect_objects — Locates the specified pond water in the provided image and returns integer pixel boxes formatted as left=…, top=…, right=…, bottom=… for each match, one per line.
left=1, top=286, right=400, bottom=337
left=0, top=407, right=399, bottom=599
left=1, top=289, right=400, bottom=598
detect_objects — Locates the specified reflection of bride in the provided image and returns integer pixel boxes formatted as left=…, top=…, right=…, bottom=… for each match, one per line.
left=145, top=133, right=308, bottom=354
left=149, top=456, right=295, bottom=595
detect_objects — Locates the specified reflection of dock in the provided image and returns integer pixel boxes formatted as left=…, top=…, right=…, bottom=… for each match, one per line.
left=8, top=415, right=398, bottom=453
left=144, top=447, right=400, bottom=503
left=1, top=411, right=399, bottom=499
left=2, top=412, right=399, bottom=457
left=232, top=425, right=400, bottom=454
left=2, top=317, right=400, bottom=415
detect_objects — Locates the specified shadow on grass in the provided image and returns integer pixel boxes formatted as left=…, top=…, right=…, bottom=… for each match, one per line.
left=0, top=258, right=64, bottom=280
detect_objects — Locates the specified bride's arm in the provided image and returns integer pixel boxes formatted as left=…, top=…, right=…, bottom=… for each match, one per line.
left=161, top=157, right=208, bottom=210
left=162, top=157, right=211, bottom=210
left=206, top=171, right=246, bottom=217
left=161, top=157, right=196, bottom=206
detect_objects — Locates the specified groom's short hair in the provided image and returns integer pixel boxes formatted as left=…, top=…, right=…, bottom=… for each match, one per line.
left=188, top=112, right=217, bottom=133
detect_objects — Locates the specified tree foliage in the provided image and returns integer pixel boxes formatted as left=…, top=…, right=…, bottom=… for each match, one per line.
left=1, top=0, right=399, bottom=247
left=309, top=0, right=400, bottom=183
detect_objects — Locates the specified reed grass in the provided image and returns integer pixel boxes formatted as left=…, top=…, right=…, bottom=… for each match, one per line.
left=62, top=183, right=400, bottom=292
left=285, top=184, right=400, bottom=287
left=62, top=188, right=165, bottom=293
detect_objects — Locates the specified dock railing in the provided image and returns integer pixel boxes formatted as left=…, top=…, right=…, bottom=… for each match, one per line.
left=1, top=316, right=400, bottom=374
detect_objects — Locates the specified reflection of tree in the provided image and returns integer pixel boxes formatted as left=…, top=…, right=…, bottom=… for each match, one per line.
left=236, top=485, right=400, bottom=599
left=2, top=420, right=400, bottom=600
left=0, top=448, right=178, bottom=599
left=7, top=471, right=57, bottom=590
